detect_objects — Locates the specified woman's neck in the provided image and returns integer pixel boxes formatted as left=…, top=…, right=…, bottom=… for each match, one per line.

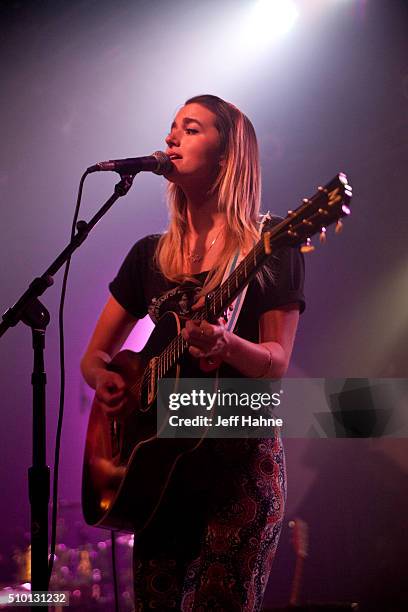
left=184, top=189, right=224, bottom=236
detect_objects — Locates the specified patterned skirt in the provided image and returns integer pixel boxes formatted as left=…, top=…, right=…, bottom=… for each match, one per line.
left=133, top=434, right=286, bottom=611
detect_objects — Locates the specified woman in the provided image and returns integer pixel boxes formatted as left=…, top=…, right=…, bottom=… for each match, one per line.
left=81, top=94, right=305, bottom=611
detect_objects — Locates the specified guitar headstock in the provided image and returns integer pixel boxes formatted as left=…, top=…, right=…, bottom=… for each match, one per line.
left=263, top=172, right=352, bottom=254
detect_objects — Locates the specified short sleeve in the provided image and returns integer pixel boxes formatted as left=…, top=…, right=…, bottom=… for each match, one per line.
left=258, top=245, right=306, bottom=315
left=109, top=237, right=150, bottom=318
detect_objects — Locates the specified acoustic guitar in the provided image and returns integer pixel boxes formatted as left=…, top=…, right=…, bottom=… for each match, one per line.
left=82, top=173, right=352, bottom=533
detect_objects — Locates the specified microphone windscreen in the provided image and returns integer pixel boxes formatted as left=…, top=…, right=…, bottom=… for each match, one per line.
left=152, top=151, right=173, bottom=175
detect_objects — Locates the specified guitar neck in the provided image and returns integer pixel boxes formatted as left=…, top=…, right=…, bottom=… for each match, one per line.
left=200, top=235, right=271, bottom=322
left=200, top=207, right=318, bottom=323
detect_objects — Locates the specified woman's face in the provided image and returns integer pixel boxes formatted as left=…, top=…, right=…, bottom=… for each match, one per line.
left=164, top=103, right=223, bottom=188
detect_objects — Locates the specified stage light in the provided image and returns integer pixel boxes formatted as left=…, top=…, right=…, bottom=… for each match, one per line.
left=248, top=0, right=299, bottom=41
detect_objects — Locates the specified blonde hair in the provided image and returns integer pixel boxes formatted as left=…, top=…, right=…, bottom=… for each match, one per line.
left=155, top=94, right=262, bottom=296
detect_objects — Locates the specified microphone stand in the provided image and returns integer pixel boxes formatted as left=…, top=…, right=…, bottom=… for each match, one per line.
left=0, top=173, right=135, bottom=596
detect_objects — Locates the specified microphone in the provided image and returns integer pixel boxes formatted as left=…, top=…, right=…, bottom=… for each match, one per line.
left=87, top=150, right=172, bottom=175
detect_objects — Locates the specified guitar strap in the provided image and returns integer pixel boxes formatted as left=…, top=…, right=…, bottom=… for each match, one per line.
left=221, top=212, right=271, bottom=334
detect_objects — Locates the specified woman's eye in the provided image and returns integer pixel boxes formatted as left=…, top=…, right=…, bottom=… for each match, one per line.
left=186, top=128, right=198, bottom=134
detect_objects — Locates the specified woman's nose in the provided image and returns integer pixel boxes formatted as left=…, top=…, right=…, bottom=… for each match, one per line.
left=165, top=130, right=180, bottom=147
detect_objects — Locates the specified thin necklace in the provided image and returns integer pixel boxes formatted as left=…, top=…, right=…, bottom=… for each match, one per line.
left=187, top=227, right=224, bottom=263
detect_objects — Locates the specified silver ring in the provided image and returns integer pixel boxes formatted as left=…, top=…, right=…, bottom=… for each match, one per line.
left=200, top=329, right=205, bottom=336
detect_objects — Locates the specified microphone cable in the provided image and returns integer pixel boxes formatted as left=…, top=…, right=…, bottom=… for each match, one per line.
left=48, top=169, right=89, bottom=582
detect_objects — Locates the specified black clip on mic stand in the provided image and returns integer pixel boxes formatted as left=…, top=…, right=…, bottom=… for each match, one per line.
left=0, top=173, right=135, bottom=597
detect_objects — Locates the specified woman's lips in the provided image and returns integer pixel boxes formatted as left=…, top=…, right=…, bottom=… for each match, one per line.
left=166, top=152, right=182, bottom=160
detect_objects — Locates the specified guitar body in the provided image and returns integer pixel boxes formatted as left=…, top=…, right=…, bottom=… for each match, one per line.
left=82, top=311, right=207, bottom=533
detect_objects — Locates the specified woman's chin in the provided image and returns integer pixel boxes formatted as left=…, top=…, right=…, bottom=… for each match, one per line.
left=164, top=168, right=189, bottom=186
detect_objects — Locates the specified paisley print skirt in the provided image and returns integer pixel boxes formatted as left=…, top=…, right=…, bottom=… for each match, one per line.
left=133, top=434, right=286, bottom=611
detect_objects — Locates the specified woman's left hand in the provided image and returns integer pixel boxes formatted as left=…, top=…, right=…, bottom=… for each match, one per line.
left=182, top=318, right=230, bottom=360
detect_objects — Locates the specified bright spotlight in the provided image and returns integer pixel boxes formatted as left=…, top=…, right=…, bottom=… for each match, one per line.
left=248, top=0, right=299, bottom=41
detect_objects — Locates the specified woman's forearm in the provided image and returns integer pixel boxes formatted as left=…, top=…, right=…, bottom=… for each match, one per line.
left=222, top=332, right=287, bottom=379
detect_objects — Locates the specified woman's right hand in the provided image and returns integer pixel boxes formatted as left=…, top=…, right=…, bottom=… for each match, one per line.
left=94, top=368, right=127, bottom=416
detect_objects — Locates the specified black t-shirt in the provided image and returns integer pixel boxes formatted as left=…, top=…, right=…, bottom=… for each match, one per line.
left=109, top=229, right=305, bottom=349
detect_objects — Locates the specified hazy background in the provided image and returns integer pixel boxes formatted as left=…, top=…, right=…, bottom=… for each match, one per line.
left=0, top=0, right=407, bottom=607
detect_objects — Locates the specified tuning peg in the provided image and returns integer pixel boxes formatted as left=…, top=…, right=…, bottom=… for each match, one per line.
left=300, top=238, right=315, bottom=253
left=319, top=227, right=327, bottom=243
left=335, top=219, right=343, bottom=234
left=287, top=229, right=298, bottom=238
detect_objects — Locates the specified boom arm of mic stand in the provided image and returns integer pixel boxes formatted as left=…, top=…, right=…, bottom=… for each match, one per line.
left=0, top=173, right=135, bottom=338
